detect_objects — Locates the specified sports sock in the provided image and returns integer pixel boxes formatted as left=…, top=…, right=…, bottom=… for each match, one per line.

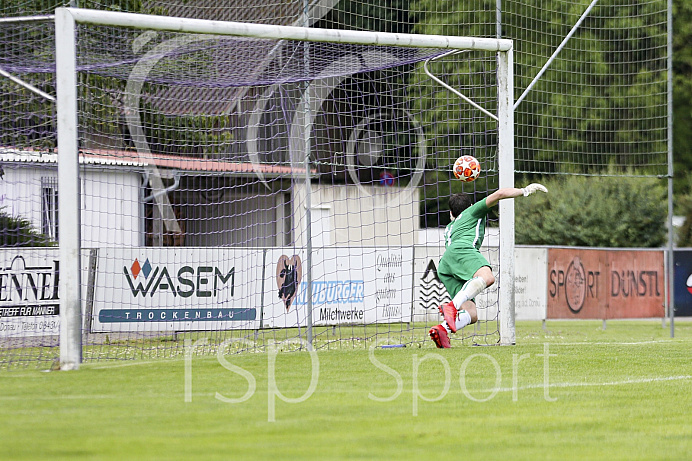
left=441, top=321, right=452, bottom=333
left=454, top=310, right=472, bottom=330
left=452, top=276, right=487, bottom=309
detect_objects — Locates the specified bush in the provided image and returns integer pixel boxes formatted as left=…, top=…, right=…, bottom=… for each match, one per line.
left=676, top=186, right=692, bottom=247
left=0, top=208, right=54, bottom=247
left=516, top=175, right=667, bottom=248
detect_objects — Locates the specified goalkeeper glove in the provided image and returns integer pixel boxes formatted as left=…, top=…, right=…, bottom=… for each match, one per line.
left=521, top=183, right=548, bottom=196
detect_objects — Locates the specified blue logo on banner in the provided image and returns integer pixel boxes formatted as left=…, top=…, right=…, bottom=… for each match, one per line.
left=293, top=281, right=364, bottom=305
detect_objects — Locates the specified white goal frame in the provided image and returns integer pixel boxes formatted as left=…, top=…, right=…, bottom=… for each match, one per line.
left=54, top=7, right=515, bottom=369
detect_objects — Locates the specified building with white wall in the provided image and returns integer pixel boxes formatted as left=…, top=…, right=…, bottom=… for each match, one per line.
left=1, top=147, right=420, bottom=249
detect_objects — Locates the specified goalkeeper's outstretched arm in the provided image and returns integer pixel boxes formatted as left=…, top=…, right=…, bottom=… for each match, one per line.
left=485, top=183, right=548, bottom=208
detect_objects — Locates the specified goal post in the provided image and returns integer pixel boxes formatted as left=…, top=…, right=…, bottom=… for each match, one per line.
left=497, top=49, right=515, bottom=346
left=54, top=7, right=515, bottom=368
left=55, top=8, right=81, bottom=370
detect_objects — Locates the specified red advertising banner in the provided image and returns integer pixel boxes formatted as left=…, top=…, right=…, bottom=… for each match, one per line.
left=547, top=248, right=664, bottom=319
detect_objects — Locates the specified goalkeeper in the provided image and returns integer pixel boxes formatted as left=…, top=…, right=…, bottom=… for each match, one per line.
left=429, top=183, right=548, bottom=348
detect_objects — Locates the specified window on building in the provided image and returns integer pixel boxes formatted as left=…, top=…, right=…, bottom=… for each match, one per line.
left=41, top=177, right=58, bottom=240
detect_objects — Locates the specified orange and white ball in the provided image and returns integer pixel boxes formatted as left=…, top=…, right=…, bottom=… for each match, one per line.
left=453, top=155, right=481, bottom=182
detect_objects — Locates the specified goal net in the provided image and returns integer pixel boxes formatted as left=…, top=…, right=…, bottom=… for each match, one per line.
left=0, top=8, right=514, bottom=369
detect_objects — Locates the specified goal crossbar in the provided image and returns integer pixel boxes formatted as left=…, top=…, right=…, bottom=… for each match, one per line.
left=60, top=7, right=512, bottom=52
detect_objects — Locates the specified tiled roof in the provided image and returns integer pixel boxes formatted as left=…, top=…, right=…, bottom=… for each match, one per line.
left=0, top=147, right=310, bottom=175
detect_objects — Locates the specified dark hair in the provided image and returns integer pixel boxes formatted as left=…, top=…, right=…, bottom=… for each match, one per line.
left=449, top=193, right=472, bottom=218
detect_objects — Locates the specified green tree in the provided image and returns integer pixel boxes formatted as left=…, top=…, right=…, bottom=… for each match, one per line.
left=411, top=0, right=668, bottom=176
left=673, top=0, right=692, bottom=197
left=516, top=175, right=667, bottom=247
left=0, top=208, right=54, bottom=247
left=313, top=0, right=414, bottom=33
left=673, top=173, right=692, bottom=246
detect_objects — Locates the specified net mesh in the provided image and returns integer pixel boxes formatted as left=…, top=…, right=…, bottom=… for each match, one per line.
left=0, top=0, right=670, bottom=369
left=1, top=17, right=503, bottom=369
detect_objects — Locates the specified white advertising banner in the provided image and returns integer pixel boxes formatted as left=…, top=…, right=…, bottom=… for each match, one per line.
left=263, top=247, right=413, bottom=328
left=92, top=248, right=263, bottom=332
left=413, top=246, right=447, bottom=324
left=0, top=248, right=61, bottom=337
left=515, top=247, right=548, bottom=320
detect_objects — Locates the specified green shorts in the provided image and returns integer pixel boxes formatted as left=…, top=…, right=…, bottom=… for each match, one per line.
left=438, top=247, right=490, bottom=298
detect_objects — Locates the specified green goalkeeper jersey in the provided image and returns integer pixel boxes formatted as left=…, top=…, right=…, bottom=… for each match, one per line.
left=443, top=198, right=490, bottom=251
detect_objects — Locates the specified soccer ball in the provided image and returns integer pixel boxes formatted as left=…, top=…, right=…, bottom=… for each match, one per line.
left=453, top=155, right=481, bottom=182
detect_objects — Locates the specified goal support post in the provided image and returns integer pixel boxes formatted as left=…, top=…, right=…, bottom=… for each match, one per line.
left=54, top=7, right=516, bottom=369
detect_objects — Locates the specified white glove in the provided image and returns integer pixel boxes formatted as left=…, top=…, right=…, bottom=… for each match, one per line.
left=521, top=183, right=548, bottom=196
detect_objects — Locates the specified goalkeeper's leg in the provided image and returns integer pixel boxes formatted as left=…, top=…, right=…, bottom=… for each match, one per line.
left=452, top=266, right=495, bottom=309
left=441, top=266, right=492, bottom=333
left=441, top=299, right=478, bottom=333
left=453, top=300, right=478, bottom=330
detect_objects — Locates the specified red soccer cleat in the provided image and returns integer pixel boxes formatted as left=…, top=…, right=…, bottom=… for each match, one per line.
left=438, top=301, right=458, bottom=333
left=429, top=324, right=451, bottom=348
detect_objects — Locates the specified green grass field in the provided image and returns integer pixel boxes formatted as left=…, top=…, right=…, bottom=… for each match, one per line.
left=1, top=320, right=691, bottom=460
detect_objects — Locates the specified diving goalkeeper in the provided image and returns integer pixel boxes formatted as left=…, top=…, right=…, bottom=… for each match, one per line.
left=429, top=183, right=548, bottom=348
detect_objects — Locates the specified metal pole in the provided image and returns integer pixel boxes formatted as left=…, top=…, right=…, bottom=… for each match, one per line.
left=498, top=48, right=515, bottom=345
left=0, top=15, right=54, bottom=23
left=667, top=0, right=675, bottom=338
left=55, top=8, right=82, bottom=370
left=496, top=0, right=502, bottom=40
left=423, top=51, right=498, bottom=121
left=303, top=0, right=313, bottom=348
left=258, top=248, right=267, bottom=331
left=0, top=66, right=56, bottom=101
